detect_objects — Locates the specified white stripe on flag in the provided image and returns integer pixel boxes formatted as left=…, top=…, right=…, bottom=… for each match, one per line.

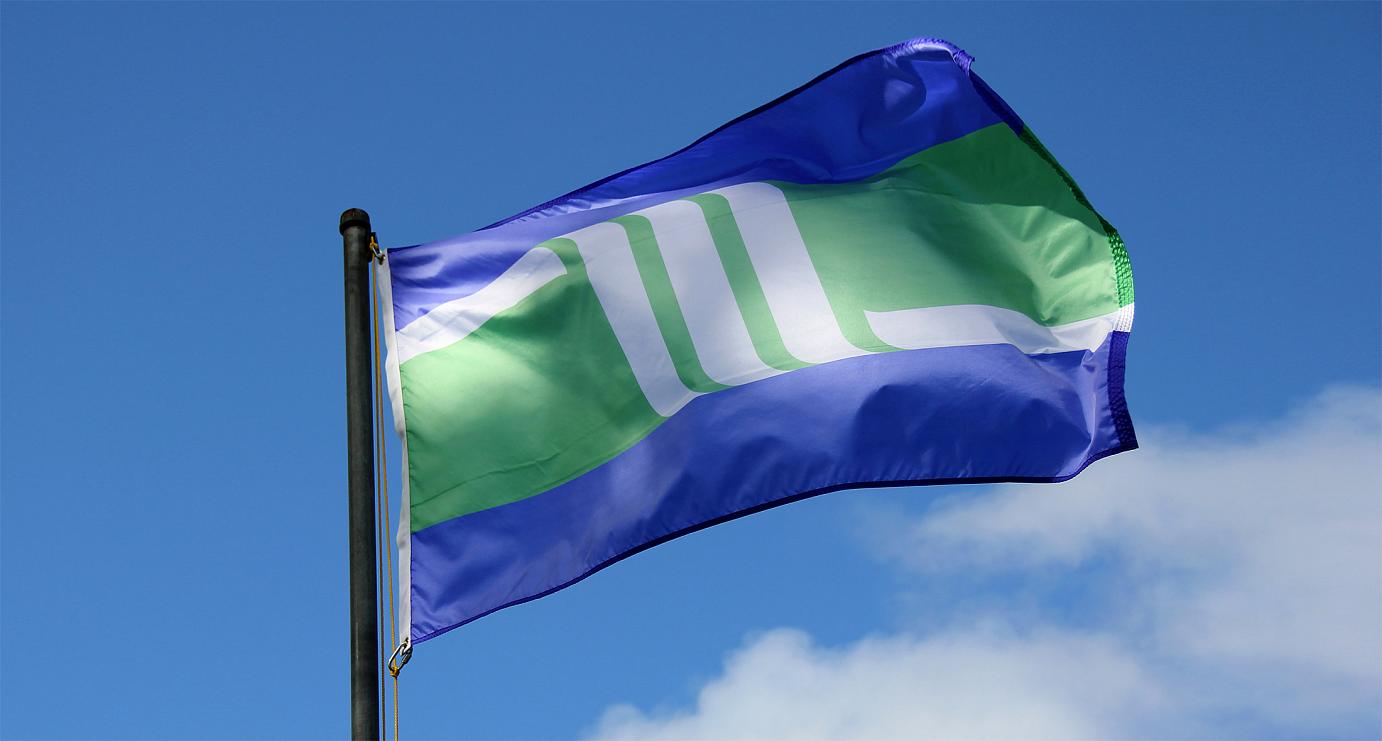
left=712, top=182, right=863, bottom=365
left=570, top=221, right=700, bottom=417
left=640, top=199, right=780, bottom=386
left=865, top=303, right=1134, bottom=356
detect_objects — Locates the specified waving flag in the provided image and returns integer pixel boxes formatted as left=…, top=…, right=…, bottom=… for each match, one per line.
left=382, top=37, right=1135, bottom=644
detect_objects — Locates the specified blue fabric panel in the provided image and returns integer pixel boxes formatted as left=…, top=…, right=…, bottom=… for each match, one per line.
left=409, top=333, right=1133, bottom=642
left=387, top=38, right=1013, bottom=331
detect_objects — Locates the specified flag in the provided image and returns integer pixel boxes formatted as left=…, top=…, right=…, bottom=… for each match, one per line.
left=381, top=37, right=1135, bottom=644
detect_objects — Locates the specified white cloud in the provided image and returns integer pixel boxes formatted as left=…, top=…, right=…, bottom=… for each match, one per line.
left=591, top=387, right=1382, bottom=739
left=899, top=386, right=1382, bottom=704
left=593, top=628, right=1163, bottom=741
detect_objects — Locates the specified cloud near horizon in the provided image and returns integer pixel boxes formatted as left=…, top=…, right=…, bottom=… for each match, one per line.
left=590, top=387, right=1382, bottom=740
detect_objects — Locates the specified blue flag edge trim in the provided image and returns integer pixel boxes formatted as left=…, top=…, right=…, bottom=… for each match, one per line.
left=407, top=331, right=1135, bottom=644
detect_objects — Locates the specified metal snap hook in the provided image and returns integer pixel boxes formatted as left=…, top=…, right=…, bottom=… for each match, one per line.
left=387, top=638, right=412, bottom=678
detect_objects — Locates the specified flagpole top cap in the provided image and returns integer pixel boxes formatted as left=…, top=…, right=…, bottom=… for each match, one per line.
left=339, top=208, right=371, bottom=235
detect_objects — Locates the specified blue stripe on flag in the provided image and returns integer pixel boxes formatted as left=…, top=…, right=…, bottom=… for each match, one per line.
left=386, top=38, right=1010, bottom=331
left=408, top=333, right=1133, bottom=642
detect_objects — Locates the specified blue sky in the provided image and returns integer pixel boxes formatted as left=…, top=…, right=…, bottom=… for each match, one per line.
left=1, top=3, right=1378, bottom=739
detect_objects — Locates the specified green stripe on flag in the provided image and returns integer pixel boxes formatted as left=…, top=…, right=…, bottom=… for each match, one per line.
left=1017, top=126, right=1133, bottom=307
left=689, top=193, right=811, bottom=372
left=779, top=123, right=1120, bottom=351
left=402, top=237, right=665, bottom=531
left=615, top=214, right=728, bottom=393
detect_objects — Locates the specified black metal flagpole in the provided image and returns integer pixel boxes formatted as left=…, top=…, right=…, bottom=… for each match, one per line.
left=340, top=208, right=381, bottom=740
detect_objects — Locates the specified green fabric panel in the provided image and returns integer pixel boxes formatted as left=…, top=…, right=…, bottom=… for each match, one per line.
left=402, top=237, right=664, bottom=531
left=1017, top=127, right=1134, bottom=306
left=687, top=193, right=809, bottom=372
left=778, top=123, right=1121, bottom=353
left=614, top=214, right=727, bottom=393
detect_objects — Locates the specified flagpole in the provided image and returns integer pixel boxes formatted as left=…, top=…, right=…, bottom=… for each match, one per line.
left=341, top=208, right=381, bottom=740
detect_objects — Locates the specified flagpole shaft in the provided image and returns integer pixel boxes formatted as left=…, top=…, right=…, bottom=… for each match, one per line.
left=341, top=208, right=381, bottom=740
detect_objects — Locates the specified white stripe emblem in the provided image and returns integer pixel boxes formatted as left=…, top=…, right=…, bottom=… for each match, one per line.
left=712, top=182, right=862, bottom=365
left=865, top=303, right=1133, bottom=355
left=570, top=221, right=700, bottom=417
left=641, top=199, right=779, bottom=386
